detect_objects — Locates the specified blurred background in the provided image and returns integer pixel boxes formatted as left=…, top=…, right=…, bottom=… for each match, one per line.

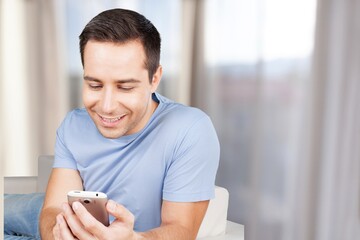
left=1, top=0, right=359, bottom=240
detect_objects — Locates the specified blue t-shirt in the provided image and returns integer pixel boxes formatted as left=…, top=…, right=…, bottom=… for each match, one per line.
left=53, top=93, right=220, bottom=231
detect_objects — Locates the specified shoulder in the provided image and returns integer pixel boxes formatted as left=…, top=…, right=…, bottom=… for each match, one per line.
left=155, top=93, right=210, bottom=129
left=151, top=94, right=218, bottom=152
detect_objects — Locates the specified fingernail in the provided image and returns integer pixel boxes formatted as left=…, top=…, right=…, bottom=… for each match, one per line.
left=72, top=201, right=80, bottom=211
left=107, top=200, right=116, bottom=211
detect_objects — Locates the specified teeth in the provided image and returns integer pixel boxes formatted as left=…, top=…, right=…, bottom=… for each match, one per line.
left=101, top=116, right=121, bottom=123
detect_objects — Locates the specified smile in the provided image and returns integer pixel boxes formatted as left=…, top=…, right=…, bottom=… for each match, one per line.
left=98, top=114, right=126, bottom=126
left=100, top=116, right=122, bottom=123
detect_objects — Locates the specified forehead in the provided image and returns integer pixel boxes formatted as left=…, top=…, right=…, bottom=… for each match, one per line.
left=83, top=40, right=147, bottom=67
left=83, top=40, right=148, bottom=80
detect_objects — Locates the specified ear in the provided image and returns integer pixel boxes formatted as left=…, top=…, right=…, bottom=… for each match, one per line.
left=150, top=65, right=163, bottom=93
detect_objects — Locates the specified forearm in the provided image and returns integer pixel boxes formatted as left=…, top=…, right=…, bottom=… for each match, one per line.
left=39, top=207, right=61, bottom=240
left=137, top=224, right=194, bottom=240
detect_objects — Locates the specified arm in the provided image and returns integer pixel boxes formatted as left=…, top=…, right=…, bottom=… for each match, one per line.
left=138, top=200, right=209, bottom=239
left=40, top=168, right=83, bottom=240
left=58, top=199, right=209, bottom=240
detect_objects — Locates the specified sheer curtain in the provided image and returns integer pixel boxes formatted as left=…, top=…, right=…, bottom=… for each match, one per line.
left=190, top=0, right=360, bottom=240
left=0, top=0, right=68, bottom=176
left=299, top=0, right=360, bottom=239
left=190, top=0, right=316, bottom=239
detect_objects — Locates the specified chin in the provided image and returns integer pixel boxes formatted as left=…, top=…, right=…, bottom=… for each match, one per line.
left=98, top=128, right=125, bottom=139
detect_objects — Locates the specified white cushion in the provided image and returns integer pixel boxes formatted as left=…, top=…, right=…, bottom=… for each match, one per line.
left=197, top=186, right=229, bottom=238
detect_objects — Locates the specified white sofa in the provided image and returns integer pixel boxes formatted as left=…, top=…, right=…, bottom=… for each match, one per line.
left=4, top=155, right=244, bottom=239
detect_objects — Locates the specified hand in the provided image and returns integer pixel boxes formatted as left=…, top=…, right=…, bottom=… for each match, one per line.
left=55, top=200, right=140, bottom=240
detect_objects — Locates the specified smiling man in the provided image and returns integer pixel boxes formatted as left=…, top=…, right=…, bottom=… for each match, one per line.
left=82, top=40, right=159, bottom=139
left=39, top=9, right=220, bottom=240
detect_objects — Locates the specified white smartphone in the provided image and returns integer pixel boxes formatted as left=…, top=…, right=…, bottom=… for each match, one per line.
left=67, top=190, right=109, bottom=226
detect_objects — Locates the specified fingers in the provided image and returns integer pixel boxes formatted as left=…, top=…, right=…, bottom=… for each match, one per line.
left=56, top=213, right=76, bottom=240
left=70, top=201, right=109, bottom=238
left=61, top=202, right=95, bottom=240
left=105, top=200, right=137, bottom=239
left=58, top=200, right=136, bottom=240
left=106, top=200, right=135, bottom=227
left=53, top=217, right=61, bottom=240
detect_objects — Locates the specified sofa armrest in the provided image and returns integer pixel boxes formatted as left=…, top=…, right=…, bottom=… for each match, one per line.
left=4, top=177, right=38, bottom=194
left=198, top=221, right=244, bottom=240
left=37, top=155, right=54, bottom=192
left=4, top=155, right=54, bottom=194
left=197, top=186, right=229, bottom=238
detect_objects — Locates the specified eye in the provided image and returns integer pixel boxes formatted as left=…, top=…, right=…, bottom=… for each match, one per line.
left=117, top=86, right=134, bottom=91
left=88, top=84, right=102, bottom=90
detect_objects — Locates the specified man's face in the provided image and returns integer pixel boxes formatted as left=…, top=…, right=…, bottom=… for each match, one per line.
left=82, top=40, right=161, bottom=139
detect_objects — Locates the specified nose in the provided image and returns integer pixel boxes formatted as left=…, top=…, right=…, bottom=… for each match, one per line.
left=100, top=88, right=117, bottom=114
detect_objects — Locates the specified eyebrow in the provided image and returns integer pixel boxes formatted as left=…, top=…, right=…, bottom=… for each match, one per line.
left=83, top=76, right=141, bottom=83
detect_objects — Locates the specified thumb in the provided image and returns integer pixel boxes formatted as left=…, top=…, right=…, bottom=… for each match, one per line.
left=107, top=200, right=135, bottom=225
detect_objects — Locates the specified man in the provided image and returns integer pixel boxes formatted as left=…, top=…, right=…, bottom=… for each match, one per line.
left=39, top=8, right=219, bottom=239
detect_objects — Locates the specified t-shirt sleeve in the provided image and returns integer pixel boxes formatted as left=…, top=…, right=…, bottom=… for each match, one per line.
left=163, top=115, right=220, bottom=202
left=53, top=113, right=78, bottom=170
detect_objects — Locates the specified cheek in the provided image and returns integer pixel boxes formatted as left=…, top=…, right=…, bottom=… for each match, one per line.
left=82, top=89, right=97, bottom=107
left=124, top=92, right=151, bottom=112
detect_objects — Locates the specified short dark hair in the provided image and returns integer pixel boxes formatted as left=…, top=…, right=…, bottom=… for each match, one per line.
left=79, top=8, right=161, bottom=82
